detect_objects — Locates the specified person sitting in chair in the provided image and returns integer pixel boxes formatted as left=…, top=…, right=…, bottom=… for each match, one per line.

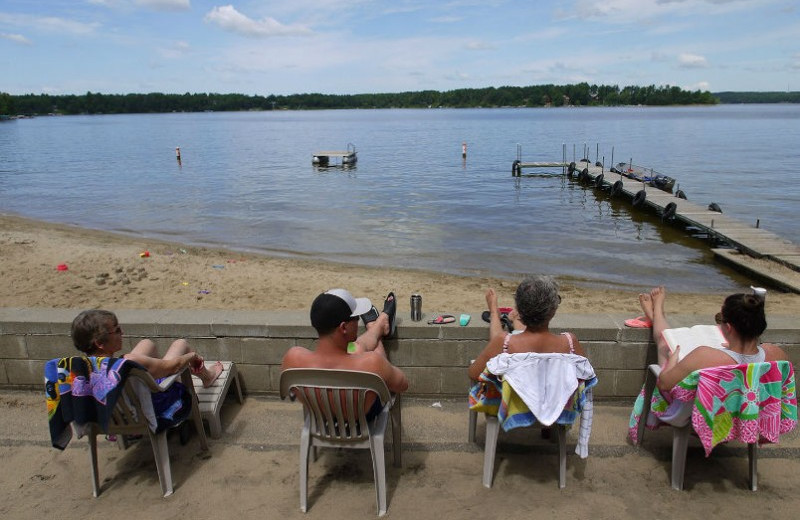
left=636, top=286, right=789, bottom=393
left=281, top=289, right=408, bottom=418
left=71, top=309, right=223, bottom=387
left=469, top=275, right=586, bottom=381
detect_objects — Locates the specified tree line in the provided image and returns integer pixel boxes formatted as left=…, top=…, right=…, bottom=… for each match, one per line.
left=0, top=83, right=722, bottom=116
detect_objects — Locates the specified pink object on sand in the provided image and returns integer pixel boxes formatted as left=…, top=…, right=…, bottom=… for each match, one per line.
left=56, top=264, right=68, bottom=271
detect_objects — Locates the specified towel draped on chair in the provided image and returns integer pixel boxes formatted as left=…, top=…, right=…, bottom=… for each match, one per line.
left=628, top=361, right=797, bottom=456
left=469, top=352, right=598, bottom=458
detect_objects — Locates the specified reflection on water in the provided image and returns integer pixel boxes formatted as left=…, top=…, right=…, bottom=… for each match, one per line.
left=0, top=105, right=797, bottom=291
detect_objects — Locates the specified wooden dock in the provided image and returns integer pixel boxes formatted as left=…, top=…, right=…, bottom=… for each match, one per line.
left=565, top=159, right=800, bottom=293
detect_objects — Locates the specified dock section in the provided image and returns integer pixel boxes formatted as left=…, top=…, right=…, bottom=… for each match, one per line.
left=312, top=143, right=357, bottom=166
left=565, top=159, right=800, bottom=293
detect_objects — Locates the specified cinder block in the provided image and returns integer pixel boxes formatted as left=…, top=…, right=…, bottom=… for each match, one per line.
left=237, top=364, right=271, bottom=393
left=24, top=335, right=71, bottom=360
left=0, top=335, right=28, bottom=359
left=590, top=369, right=615, bottom=397
left=4, top=359, right=45, bottom=385
left=405, top=367, right=441, bottom=395
left=585, top=342, right=650, bottom=369
left=240, top=337, right=294, bottom=365
left=615, top=369, right=647, bottom=397
left=0, top=361, right=8, bottom=384
left=440, top=367, right=472, bottom=395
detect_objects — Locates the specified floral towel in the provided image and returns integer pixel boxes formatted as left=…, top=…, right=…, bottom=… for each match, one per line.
left=628, top=361, right=797, bottom=456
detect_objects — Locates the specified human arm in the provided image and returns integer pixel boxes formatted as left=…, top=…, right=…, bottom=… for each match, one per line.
left=468, top=334, right=504, bottom=381
left=485, top=288, right=504, bottom=340
left=365, top=354, right=408, bottom=393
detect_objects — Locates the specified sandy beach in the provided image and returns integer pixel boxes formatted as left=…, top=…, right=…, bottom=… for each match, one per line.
left=3, top=214, right=800, bottom=316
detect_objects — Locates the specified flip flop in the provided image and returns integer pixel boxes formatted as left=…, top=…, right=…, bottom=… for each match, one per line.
left=361, top=305, right=379, bottom=327
left=482, top=310, right=512, bottom=323
left=624, top=316, right=653, bottom=328
left=428, top=314, right=456, bottom=325
left=383, top=292, right=397, bottom=337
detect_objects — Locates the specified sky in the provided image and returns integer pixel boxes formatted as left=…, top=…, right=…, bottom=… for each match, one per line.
left=1, top=0, right=799, bottom=96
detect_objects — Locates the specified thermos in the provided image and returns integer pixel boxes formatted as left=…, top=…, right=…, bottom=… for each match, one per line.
left=410, top=294, right=422, bottom=321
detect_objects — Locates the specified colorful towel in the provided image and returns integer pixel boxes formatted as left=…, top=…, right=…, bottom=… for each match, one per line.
left=628, top=361, right=797, bottom=456
left=469, top=367, right=598, bottom=457
left=45, top=356, right=137, bottom=449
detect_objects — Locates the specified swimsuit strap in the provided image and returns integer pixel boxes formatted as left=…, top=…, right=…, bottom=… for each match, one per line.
left=561, top=331, right=575, bottom=354
left=502, top=333, right=512, bottom=354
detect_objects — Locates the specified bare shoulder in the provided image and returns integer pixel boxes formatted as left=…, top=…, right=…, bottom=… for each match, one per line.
left=761, top=342, right=790, bottom=362
left=281, top=345, right=313, bottom=370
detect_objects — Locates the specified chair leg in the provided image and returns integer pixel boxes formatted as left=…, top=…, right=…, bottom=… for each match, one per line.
left=468, top=409, right=477, bottom=443
left=88, top=433, right=101, bottom=497
left=671, top=424, right=691, bottom=490
left=149, top=430, right=174, bottom=497
left=637, top=365, right=658, bottom=446
left=299, top=427, right=311, bottom=512
left=181, top=370, right=209, bottom=452
left=748, top=443, right=758, bottom=491
left=391, top=397, right=402, bottom=468
left=482, top=415, right=500, bottom=488
left=556, top=424, right=567, bottom=489
left=369, top=431, right=388, bottom=516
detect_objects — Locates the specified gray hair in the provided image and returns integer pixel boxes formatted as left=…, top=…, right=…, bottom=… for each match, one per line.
left=514, top=275, right=560, bottom=328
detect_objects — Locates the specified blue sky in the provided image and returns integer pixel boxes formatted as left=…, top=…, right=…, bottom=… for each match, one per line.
left=2, top=0, right=798, bottom=96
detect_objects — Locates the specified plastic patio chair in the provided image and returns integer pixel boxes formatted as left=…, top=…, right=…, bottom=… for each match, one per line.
left=468, top=355, right=595, bottom=489
left=84, top=367, right=209, bottom=497
left=635, top=361, right=797, bottom=490
left=279, top=368, right=402, bottom=516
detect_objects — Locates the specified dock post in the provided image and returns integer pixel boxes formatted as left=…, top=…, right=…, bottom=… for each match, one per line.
left=756, top=219, right=760, bottom=229
left=611, top=146, right=614, bottom=168
left=596, top=143, right=599, bottom=164
left=602, top=156, right=605, bottom=174
left=562, top=143, right=567, bottom=175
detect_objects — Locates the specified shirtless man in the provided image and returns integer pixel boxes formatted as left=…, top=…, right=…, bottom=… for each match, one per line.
left=281, top=289, right=408, bottom=405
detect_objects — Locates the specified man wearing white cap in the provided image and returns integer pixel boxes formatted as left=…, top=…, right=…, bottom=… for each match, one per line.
left=281, top=289, right=408, bottom=402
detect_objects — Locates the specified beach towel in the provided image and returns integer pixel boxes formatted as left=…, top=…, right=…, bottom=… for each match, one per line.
left=44, top=356, right=191, bottom=449
left=628, top=361, right=797, bottom=456
left=469, top=353, right=598, bottom=457
left=45, top=356, right=138, bottom=449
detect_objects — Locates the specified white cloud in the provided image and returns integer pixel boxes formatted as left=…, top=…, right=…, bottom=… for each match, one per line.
left=0, top=13, right=99, bottom=35
left=204, top=5, right=313, bottom=37
left=136, top=0, right=191, bottom=12
left=159, top=40, right=191, bottom=59
left=1, top=32, right=32, bottom=45
left=678, top=53, right=708, bottom=68
left=465, top=40, right=495, bottom=50
left=685, top=80, right=710, bottom=91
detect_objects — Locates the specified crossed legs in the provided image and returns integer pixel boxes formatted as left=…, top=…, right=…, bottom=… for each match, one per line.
left=130, top=338, right=223, bottom=387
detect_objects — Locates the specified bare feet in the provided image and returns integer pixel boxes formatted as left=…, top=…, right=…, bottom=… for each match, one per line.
left=198, top=360, right=224, bottom=388
left=365, top=313, right=390, bottom=339
left=651, top=285, right=666, bottom=317
left=638, top=292, right=654, bottom=322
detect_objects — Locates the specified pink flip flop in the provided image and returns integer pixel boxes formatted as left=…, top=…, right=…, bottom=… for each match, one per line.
left=624, top=316, right=653, bottom=328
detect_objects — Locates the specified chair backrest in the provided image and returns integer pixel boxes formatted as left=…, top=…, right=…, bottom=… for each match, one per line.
left=102, top=368, right=164, bottom=436
left=669, top=360, right=796, bottom=455
left=280, top=368, right=391, bottom=443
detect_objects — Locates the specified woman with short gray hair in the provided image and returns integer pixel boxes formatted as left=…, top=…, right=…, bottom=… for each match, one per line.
left=469, top=276, right=585, bottom=380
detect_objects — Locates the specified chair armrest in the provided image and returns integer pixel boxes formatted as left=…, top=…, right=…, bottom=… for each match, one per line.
left=156, top=370, right=183, bottom=391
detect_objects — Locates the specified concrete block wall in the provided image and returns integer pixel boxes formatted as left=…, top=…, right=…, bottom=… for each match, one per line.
left=1, top=308, right=797, bottom=398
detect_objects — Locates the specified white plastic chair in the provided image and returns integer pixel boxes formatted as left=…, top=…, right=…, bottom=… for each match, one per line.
left=469, top=399, right=569, bottom=488
left=84, top=368, right=209, bottom=497
left=280, top=368, right=402, bottom=516
left=636, top=363, right=793, bottom=491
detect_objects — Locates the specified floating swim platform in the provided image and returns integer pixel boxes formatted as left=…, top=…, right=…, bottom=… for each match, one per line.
left=312, top=142, right=357, bottom=166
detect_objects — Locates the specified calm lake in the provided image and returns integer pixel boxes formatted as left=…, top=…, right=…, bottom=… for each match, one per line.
left=1, top=105, right=798, bottom=292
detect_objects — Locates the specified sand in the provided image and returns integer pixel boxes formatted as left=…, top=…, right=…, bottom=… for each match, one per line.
left=3, top=214, right=800, bottom=316
left=3, top=214, right=800, bottom=518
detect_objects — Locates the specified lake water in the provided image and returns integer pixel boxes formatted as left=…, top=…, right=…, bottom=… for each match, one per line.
left=1, top=105, right=798, bottom=292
